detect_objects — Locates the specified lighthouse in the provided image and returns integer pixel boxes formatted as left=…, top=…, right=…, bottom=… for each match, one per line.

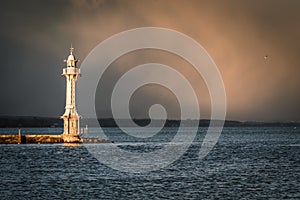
left=61, top=47, right=81, bottom=143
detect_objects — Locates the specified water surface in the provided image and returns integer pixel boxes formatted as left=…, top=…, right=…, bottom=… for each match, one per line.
left=0, top=127, right=299, bottom=199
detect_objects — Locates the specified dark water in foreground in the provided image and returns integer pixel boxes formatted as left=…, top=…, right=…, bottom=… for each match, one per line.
left=0, top=127, right=299, bottom=199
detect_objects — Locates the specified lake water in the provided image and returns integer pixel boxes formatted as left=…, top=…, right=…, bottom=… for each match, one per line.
left=0, top=127, right=299, bottom=199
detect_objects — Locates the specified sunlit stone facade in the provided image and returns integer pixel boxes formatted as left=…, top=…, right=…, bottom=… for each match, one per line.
left=61, top=47, right=81, bottom=143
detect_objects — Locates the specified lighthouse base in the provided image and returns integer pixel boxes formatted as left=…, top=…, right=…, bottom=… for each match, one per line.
left=62, top=134, right=82, bottom=143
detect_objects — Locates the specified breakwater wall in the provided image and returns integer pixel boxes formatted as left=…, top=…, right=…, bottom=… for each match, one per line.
left=0, top=134, right=111, bottom=144
left=0, top=134, right=63, bottom=144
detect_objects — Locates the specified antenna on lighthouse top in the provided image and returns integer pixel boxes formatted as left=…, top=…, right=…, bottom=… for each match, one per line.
left=70, top=43, right=74, bottom=55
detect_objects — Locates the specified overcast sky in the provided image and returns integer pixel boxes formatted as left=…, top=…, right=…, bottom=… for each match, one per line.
left=0, top=0, right=299, bottom=121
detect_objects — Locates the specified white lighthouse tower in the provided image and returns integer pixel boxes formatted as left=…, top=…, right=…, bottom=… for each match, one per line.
left=61, top=47, right=81, bottom=143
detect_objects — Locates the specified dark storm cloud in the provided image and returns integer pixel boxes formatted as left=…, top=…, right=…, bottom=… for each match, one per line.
left=0, top=0, right=299, bottom=121
left=0, top=0, right=69, bottom=117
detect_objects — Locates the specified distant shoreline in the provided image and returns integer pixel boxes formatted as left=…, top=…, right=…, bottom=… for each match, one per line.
left=0, top=116, right=299, bottom=128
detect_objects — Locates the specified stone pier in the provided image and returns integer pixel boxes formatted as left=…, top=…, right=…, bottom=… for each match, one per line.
left=0, top=134, right=64, bottom=144
left=0, top=134, right=111, bottom=144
